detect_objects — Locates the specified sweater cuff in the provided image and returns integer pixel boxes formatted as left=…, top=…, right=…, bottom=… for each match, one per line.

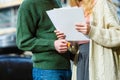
left=48, top=40, right=55, bottom=50
left=88, top=26, right=96, bottom=38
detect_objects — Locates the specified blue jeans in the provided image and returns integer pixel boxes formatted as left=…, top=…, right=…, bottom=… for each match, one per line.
left=32, top=68, right=72, bottom=80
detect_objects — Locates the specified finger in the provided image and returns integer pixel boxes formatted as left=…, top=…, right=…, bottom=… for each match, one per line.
left=58, top=46, right=68, bottom=52
left=76, top=25, right=88, bottom=29
left=60, top=43, right=67, bottom=47
left=57, top=35, right=65, bottom=38
left=80, top=30, right=88, bottom=34
left=59, top=49, right=68, bottom=53
left=54, top=30, right=60, bottom=33
left=54, top=30, right=57, bottom=32
left=60, top=44, right=68, bottom=48
left=56, top=31, right=63, bottom=35
left=54, top=30, right=62, bottom=36
left=75, top=24, right=84, bottom=27
left=75, top=27, right=86, bottom=31
left=56, top=33, right=65, bottom=38
left=75, top=22, right=85, bottom=26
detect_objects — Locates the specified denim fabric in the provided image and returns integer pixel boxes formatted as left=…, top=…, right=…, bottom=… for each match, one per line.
left=77, top=43, right=89, bottom=80
left=32, top=68, right=72, bottom=80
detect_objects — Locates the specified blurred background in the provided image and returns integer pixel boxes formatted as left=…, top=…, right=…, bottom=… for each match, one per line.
left=0, top=1, right=32, bottom=80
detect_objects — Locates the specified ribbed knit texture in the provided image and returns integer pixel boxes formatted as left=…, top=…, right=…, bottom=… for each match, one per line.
left=16, top=0, right=71, bottom=69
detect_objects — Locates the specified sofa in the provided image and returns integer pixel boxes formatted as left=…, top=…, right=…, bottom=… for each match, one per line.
left=0, top=55, right=33, bottom=80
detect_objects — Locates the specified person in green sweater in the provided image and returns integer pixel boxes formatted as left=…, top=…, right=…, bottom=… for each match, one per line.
left=16, top=0, right=73, bottom=80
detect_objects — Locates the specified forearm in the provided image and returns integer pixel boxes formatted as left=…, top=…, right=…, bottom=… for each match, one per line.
left=88, top=26, right=120, bottom=47
left=16, top=36, right=55, bottom=53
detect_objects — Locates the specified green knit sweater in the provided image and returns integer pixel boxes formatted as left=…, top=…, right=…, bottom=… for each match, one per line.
left=16, top=0, right=71, bottom=69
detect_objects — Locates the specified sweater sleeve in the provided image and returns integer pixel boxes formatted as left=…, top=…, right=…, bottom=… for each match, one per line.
left=88, top=26, right=120, bottom=48
left=88, top=0, right=120, bottom=48
left=16, top=5, right=55, bottom=53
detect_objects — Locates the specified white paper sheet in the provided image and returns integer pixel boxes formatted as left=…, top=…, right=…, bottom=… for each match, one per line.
left=46, top=7, right=89, bottom=41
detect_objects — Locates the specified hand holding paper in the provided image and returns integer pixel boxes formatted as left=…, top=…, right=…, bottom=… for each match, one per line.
left=46, top=7, right=89, bottom=41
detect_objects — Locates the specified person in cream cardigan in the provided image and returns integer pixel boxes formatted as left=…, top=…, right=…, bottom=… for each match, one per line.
left=74, top=0, right=120, bottom=80
left=55, top=0, right=120, bottom=80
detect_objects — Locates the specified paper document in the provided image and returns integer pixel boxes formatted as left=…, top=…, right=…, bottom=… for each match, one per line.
left=46, top=7, right=89, bottom=41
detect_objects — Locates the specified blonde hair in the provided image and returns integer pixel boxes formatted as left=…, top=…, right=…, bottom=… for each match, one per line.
left=69, top=0, right=95, bottom=17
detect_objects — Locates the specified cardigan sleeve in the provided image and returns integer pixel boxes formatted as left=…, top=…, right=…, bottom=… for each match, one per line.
left=88, top=0, right=120, bottom=48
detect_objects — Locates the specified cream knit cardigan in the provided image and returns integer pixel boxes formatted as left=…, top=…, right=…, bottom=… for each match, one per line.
left=72, top=0, right=120, bottom=80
